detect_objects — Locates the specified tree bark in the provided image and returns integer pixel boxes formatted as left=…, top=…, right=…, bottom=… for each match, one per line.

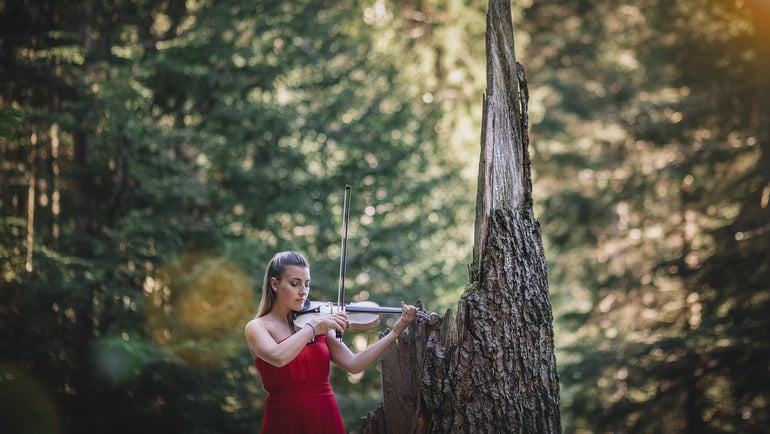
left=361, top=0, right=561, bottom=432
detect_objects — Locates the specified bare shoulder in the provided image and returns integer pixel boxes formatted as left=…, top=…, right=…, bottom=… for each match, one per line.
left=245, top=317, right=264, bottom=335
left=245, top=316, right=282, bottom=340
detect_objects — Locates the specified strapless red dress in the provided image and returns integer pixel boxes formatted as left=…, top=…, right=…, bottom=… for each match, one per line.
left=254, top=333, right=346, bottom=434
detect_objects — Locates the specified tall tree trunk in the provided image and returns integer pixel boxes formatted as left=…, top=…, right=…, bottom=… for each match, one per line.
left=25, top=127, right=37, bottom=272
left=361, top=1, right=561, bottom=432
left=753, top=0, right=770, bottom=226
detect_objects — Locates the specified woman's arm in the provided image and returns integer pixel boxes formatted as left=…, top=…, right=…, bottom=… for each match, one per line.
left=245, top=314, right=347, bottom=367
left=328, top=302, right=417, bottom=374
left=245, top=319, right=314, bottom=367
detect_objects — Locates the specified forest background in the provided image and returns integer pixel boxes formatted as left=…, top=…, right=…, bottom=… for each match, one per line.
left=1, top=0, right=768, bottom=433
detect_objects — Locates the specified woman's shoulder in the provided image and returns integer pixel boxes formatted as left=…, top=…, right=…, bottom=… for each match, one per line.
left=245, top=315, right=285, bottom=338
left=244, top=316, right=264, bottom=334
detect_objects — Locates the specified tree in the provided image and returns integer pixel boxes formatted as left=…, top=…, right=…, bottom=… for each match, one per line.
left=362, top=1, right=561, bottom=432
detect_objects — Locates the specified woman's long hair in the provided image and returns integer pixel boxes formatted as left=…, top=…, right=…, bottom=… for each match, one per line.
left=256, top=251, right=309, bottom=318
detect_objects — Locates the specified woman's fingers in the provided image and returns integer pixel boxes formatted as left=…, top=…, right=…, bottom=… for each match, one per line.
left=330, top=313, right=347, bottom=333
left=400, top=301, right=418, bottom=322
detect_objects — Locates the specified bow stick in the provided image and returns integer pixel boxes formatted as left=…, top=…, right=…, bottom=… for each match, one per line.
left=336, top=184, right=352, bottom=340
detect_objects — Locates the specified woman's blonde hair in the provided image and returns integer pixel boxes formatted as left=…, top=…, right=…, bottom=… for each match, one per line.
left=256, top=251, right=309, bottom=318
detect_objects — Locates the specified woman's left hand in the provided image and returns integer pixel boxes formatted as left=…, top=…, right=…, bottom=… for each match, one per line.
left=393, top=301, right=418, bottom=335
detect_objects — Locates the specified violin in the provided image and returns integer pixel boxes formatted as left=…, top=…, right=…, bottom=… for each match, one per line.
left=293, top=185, right=438, bottom=333
left=294, top=300, right=439, bottom=331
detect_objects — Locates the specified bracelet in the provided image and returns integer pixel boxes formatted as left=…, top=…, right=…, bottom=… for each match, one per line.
left=304, top=322, right=316, bottom=344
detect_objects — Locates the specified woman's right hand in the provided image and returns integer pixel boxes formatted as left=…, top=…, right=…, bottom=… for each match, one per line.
left=309, top=312, right=349, bottom=337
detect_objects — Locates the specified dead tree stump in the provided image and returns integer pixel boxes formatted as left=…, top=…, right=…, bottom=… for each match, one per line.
left=361, top=0, right=561, bottom=432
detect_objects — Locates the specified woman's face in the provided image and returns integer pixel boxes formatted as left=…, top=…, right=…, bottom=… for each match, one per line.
left=271, top=265, right=310, bottom=312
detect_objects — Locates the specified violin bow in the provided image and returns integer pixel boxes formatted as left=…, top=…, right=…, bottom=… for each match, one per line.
left=336, top=185, right=352, bottom=339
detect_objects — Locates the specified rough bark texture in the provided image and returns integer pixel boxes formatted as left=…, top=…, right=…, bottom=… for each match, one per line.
left=360, top=0, right=561, bottom=432
left=361, top=320, right=440, bottom=434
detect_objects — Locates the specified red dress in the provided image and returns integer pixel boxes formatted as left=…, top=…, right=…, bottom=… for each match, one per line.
left=254, top=333, right=346, bottom=434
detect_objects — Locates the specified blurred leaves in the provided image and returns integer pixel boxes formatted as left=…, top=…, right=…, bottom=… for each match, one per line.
left=1, top=0, right=474, bottom=432
left=2, top=0, right=768, bottom=433
left=523, top=0, right=769, bottom=432
left=0, top=108, right=23, bottom=139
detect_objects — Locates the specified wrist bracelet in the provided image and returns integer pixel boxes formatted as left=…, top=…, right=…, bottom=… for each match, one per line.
left=304, top=322, right=316, bottom=344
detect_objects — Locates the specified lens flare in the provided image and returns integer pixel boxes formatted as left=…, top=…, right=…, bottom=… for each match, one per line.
left=90, top=336, right=145, bottom=385
left=144, top=252, right=255, bottom=366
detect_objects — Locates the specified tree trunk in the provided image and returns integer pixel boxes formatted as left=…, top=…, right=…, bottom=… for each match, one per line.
left=752, top=0, right=770, bottom=226
left=361, top=0, right=561, bottom=432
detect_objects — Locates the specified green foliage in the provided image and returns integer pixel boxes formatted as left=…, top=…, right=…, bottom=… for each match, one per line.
left=1, top=0, right=475, bottom=433
left=5, top=0, right=766, bottom=432
left=0, top=108, right=23, bottom=139
left=522, top=0, right=770, bottom=432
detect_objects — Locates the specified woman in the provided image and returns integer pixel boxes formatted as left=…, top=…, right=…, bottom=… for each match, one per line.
left=244, top=251, right=418, bottom=434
